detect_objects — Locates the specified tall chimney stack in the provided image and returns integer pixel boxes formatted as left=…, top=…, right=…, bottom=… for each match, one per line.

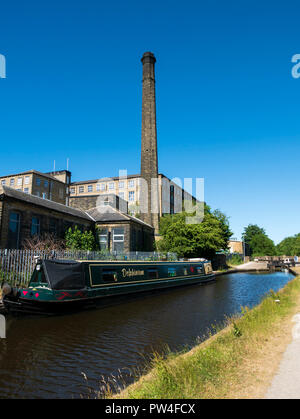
left=140, top=52, right=160, bottom=233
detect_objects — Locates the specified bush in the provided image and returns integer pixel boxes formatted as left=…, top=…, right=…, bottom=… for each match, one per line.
left=65, top=226, right=98, bottom=251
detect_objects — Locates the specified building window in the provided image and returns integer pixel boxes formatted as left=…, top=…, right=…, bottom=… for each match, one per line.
left=88, top=185, right=93, bottom=192
left=1, top=180, right=6, bottom=186
left=49, top=218, right=57, bottom=236
left=100, top=183, right=106, bottom=191
left=108, top=182, right=115, bottom=190
left=79, top=186, right=84, bottom=193
left=128, top=180, right=135, bottom=188
left=36, top=178, right=41, bottom=186
left=8, top=212, right=21, bottom=249
left=119, top=191, right=125, bottom=200
left=118, top=181, right=124, bottom=189
left=113, top=228, right=124, bottom=253
left=170, top=185, right=174, bottom=215
left=42, top=192, right=47, bottom=199
left=96, top=184, right=100, bottom=191
left=24, top=176, right=30, bottom=185
left=70, top=187, right=75, bottom=194
left=98, top=228, right=109, bottom=250
left=24, top=188, right=29, bottom=193
left=44, top=180, right=48, bottom=188
left=10, top=178, right=15, bottom=186
left=129, top=191, right=135, bottom=201
left=31, top=217, right=40, bottom=237
left=17, top=177, right=22, bottom=186
left=59, top=188, right=64, bottom=198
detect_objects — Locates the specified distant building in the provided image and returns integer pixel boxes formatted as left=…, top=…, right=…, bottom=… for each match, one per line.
left=0, top=170, right=70, bottom=206
left=228, top=240, right=244, bottom=254
left=70, top=173, right=196, bottom=221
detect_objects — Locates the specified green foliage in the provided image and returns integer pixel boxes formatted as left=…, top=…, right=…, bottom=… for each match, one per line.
left=250, top=233, right=277, bottom=257
left=65, top=226, right=98, bottom=251
left=277, top=234, right=300, bottom=256
left=228, top=254, right=243, bottom=265
left=242, top=224, right=276, bottom=256
left=156, top=205, right=232, bottom=259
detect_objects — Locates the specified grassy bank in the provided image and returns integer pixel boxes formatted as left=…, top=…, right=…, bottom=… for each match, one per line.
left=111, top=275, right=300, bottom=399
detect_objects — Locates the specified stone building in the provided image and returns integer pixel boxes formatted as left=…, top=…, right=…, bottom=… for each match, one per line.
left=86, top=205, right=154, bottom=253
left=70, top=173, right=196, bottom=222
left=0, top=186, right=93, bottom=249
left=0, top=170, right=71, bottom=206
left=0, top=186, right=154, bottom=252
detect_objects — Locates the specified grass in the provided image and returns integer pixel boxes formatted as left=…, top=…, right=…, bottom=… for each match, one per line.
left=227, top=254, right=244, bottom=266
left=108, top=276, right=300, bottom=399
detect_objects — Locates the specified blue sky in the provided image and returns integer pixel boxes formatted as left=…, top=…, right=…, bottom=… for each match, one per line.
left=0, top=0, right=300, bottom=244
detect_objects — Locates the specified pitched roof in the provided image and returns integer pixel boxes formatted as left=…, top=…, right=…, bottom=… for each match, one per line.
left=0, top=186, right=92, bottom=221
left=86, top=205, right=154, bottom=229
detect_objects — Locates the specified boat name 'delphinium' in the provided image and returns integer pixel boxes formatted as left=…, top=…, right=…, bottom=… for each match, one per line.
left=122, top=268, right=144, bottom=277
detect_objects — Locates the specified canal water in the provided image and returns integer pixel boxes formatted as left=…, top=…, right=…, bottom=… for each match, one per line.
left=0, top=271, right=294, bottom=398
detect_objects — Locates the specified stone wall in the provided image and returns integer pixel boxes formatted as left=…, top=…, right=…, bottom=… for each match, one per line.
left=0, top=196, right=93, bottom=249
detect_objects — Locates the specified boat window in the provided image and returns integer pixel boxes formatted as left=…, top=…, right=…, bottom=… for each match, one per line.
left=148, top=269, right=158, bottom=279
left=196, top=266, right=203, bottom=274
left=30, top=268, right=48, bottom=285
left=102, top=269, right=118, bottom=283
left=168, top=268, right=176, bottom=277
left=183, top=268, right=188, bottom=275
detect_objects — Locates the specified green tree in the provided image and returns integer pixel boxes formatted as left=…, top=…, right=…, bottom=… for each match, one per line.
left=242, top=224, right=276, bottom=256
left=65, top=226, right=98, bottom=251
left=249, top=233, right=277, bottom=257
left=242, top=224, right=266, bottom=247
left=156, top=205, right=232, bottom=259
left=277, top=234, right=300, bottom=256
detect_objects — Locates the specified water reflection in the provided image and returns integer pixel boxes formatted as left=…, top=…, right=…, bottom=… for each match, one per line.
left=0, top=271, right=294, bottom=398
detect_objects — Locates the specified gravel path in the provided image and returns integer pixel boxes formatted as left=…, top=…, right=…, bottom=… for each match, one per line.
left=234, top=261, right=269, bottom=271
left=265, top=313, right=300, bottom=399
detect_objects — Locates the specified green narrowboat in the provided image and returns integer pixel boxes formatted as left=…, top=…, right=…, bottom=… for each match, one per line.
left=2, top=258, right=215, bottom=315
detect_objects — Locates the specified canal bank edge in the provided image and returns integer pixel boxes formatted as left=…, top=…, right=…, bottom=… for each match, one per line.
left=110, top=274, right=300, bottom=399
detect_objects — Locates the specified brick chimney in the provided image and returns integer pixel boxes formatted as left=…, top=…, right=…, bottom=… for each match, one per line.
left=140, top=52, right=160, bottom=234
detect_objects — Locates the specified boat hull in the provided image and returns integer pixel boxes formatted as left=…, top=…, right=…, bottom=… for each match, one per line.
left=4, top=272, right=215, bottom=315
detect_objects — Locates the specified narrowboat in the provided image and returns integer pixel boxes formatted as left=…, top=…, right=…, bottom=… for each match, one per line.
left=2, top=258, right=215, bottom=315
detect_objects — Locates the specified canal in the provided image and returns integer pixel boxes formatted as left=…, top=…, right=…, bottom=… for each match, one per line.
left=0, top=271, right=295, bottom=398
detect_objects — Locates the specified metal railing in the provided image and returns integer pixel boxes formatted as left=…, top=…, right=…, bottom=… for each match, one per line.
left=0, top=249, right=177, bottom=287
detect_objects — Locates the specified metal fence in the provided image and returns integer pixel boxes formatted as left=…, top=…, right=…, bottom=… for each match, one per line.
left=0, top=249, right=177, bottom=287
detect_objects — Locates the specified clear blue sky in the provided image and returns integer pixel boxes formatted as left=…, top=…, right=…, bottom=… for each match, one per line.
left=0, top=0, right=299, bottom=244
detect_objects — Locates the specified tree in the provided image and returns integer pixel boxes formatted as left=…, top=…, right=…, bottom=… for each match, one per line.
left=242, top=224, right=266, bottom=246
left=249, top=233, right=277, bottom=257
left=242, top=224, right=276, bottom=256
left=277, top=234, right=300, bottom=256
left=156, top=205, right=232, bottom=259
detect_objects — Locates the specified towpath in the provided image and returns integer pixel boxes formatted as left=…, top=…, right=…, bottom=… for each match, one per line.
left=264, top=266, right=300, bottom=398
